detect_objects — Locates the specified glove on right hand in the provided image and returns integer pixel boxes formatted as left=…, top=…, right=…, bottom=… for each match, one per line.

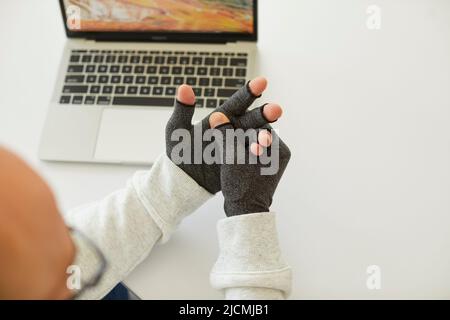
left=212, top=122, right=291, bottom=217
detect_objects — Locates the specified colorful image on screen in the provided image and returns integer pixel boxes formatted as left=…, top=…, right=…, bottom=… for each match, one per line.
left=64, top=0, right=254, bottom=33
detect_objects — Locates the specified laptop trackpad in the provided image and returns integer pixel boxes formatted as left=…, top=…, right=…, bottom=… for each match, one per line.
left=94, top=108, right=169, bottom=164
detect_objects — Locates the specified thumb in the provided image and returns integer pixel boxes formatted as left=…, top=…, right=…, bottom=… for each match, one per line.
left=168, top=85, right=196, bottom=130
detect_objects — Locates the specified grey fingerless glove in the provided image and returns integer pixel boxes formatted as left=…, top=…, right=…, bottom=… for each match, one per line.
left=165, top=83, right=274, bottom=194
left=213, top=124, right=291, bottom=216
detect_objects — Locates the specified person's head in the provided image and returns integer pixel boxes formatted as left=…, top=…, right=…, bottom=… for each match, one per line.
left=0, top=147, right=74, bottom=299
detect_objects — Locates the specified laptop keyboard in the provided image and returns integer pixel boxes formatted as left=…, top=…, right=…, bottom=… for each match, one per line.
left=60, top=49, right=249, bottom=108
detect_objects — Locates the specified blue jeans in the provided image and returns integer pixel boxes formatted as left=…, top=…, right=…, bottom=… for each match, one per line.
left=102, top=283, right=130, bottom=300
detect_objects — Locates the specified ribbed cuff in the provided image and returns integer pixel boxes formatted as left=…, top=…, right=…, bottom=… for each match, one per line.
left=210, top=212, right=292, bottom=299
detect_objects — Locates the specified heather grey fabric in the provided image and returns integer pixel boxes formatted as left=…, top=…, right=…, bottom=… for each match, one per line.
left=214, top=123, right=291, bottom=217
left=165, top=83, right=272, bottom=194
left=211, top=212, right=292, bottom=299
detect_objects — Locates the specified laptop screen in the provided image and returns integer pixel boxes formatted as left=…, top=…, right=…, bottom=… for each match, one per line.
left=62, top=0, right=255, bottom=36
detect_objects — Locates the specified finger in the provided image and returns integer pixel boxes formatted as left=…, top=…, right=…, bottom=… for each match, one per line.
left=168, top=85, right=196, bottom=129
left=217, top=77, right=268, bottom=117
left=248, top=76, right=268, bottom=96
left=258, top=130, right=273, bottom=147
left=209, top=112, right=230, bottom=129
left=177, top=84, right=196, bottom=105
left=233, top=103, right=282, bottom=130
left=250, top=143, right=263, bottom=156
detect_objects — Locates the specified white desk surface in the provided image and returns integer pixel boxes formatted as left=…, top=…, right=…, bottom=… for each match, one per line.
left=1, top=0, right=450, bottom=299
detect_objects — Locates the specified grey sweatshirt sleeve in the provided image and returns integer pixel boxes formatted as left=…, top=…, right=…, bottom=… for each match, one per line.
left=65, top=154, right=212, bottom=299
left=210, top=212, right=292, bottom=300
left=65, top=154, right=291, bottom=300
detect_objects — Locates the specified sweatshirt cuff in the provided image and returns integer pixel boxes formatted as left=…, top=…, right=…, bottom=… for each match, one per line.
left=132, top=153, right=213, bottom=243
left=210, top=212, right=292, bottom=299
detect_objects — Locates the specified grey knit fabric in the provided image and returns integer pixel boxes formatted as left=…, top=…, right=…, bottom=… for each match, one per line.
left=165, top=83, right=273, bottom=194
left=214, top=124, right=291, bottom=217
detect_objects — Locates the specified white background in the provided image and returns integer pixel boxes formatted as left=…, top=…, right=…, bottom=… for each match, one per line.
left=1, top=0, right=449, bottom=299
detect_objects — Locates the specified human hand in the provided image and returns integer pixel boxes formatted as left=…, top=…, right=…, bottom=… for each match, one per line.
left=165, top=77, right=282, bottom=194
left=208, top=112, right=291, bottom=217
left=0, top=147, right=74, bottom=299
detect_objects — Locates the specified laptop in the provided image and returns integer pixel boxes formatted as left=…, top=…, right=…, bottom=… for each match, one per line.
left=39, top=0, right=258, bottom=164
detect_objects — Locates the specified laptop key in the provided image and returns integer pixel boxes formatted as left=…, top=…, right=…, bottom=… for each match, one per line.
left=72, top=95, right=83, bottom=104
left=225, top=78, right=246, bottom=88
left=60, top=96, right=71, bottom=104
left=148, top=76, right=158, bottom=85
left=130, top=55, right=140, bottom=63
left=165, top=87, right=176, bottom=96
left=219, top=99, right=227, bottom=105
left=236, top=68, right=247, bottom=77
left=205, top=57, right=215, bottom=66
left=172, top=66, right=182, bottom=75
left=118, top=55, right=128, bottom=63
left=174, top=77, right=184, bottom=85
left=65, top=75, right=85, bottom=83
left=153, top=87, right=164, bottom=95
left=127, top=86, right=138, bottom=95
left=135, top=76, right=146, bottom=84
left=212, top=78, right=223, bottom=87
left=86, top=65, right=96, bottom=73
left=90, top=85, right=101, bottom=94
left=167, top=56, right=178, bottom=64
left=99, top=75, right=109, bottom=83
left=142, top=56, right=153, bottom=64
left=84, top=96, right=96, bottom=105
left=134, top=66, right=145, bottom=74
left=82, top=55, right=92, bottom=63
left=102, top=86, right=113, bottom=94
left=161, top=76, right=171, bottom=85
left=86, top=75, right=97, bottom=83
left=184, top=67, right=195, bottom=75
left=186, top=77, right=197, bottom=86
left=111, top=75, right=121, bottom=84
left=199, top=78, right=210, bottom=86
left=106, top=55, right=116, bottom=63
left=230, top=58, right=247, bottom=67
left=110, top=65, right=120, bottom=73
left=124, top=76, right=134, bottom=84
left=159, top=66, right=170, bottom=74
left=140, top=86, right=151, bottom=95
left=112, top=97, right=175, bottom=107
left=63, top=85, right=88, bottom=94
left=217, top=58, right=228, bottom=66
left=192, top=57, right=203, bottom=65
left=122, top=65, right=132, bottom=73
left=197, top=67, right=207, bottom=76
left=155, top=56, right=165, bottom=64
left=146, top=66, right=157, bottom=74
left=223, top=68, right=233, bottom=77
left=94, top=55, right=104, bottom=63
left=193, top=88, right=202, bottom=96
left=210, top=68, right=220, bottom=76
left=179, top=57, right=190, bottom=65
left=70, top=55, right=80, bottom=63
left=204, top=88, right=215, bottom=97
left=115, top=86, right=125, bottom=94
left=217, top=88, right=237, bottom=97
left=97, top=96, right=111, bottom=105
left=98, top=65, right=108, bottom=73
left=68, top=65, right=83, bottom=73
left=206, top=99, right=218, bottom=108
